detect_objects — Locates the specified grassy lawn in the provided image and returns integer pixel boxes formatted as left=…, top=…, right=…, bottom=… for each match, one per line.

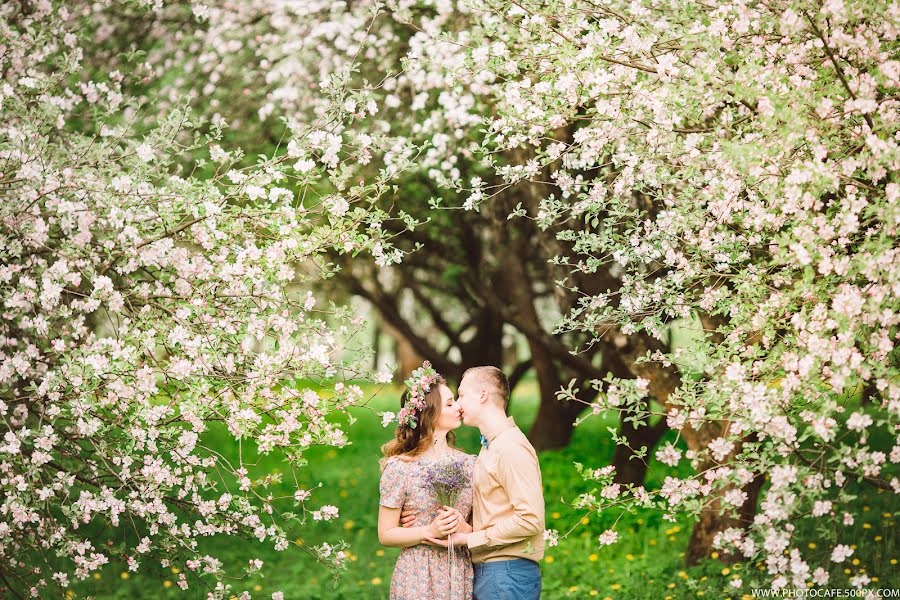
left=71, top=377, right=898, bottom=599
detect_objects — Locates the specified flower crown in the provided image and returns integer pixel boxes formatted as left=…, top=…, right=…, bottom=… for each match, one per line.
left=397, top=361, right=440, bottom=429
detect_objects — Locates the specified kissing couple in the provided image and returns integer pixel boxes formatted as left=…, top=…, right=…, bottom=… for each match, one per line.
left=377, top=364, right=545, bottom=600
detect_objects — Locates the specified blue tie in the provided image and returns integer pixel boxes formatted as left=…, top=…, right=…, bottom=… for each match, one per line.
left=480, top=434, right=489, bottom=449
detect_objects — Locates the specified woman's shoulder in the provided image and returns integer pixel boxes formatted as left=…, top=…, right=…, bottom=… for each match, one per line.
left=381, top=455, right=409, bottom=472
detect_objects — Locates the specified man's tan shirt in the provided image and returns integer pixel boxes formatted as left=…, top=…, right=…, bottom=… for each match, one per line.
left=467, top=416, right=545, bottom=563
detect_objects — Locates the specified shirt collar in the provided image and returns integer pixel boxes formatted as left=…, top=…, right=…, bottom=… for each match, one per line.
left=481, top=416, right=517, bottom=449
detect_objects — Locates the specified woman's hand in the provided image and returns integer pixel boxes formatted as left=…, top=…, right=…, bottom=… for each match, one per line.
left=443, top=506, right=472, bottom=533
left=426, top=507, right=461, bottom=538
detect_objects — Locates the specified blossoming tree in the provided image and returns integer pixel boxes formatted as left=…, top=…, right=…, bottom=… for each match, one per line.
left=446, top=0, right=898, bottom=591
left=0, top=2, right=406, bottom=597
left=146, top=0, right=897, bottom=589
left=5, top=0, right=898, bottom=595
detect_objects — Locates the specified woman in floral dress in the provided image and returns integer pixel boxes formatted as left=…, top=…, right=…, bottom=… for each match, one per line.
left=378, top=363, right=476, bottom=600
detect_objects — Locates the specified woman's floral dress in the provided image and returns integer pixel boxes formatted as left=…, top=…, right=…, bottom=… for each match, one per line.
left=380, top=450, right=476, bottom=600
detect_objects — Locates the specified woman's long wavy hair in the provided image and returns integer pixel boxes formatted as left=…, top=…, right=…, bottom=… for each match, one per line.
left=381, top=375, right=455, bottom=466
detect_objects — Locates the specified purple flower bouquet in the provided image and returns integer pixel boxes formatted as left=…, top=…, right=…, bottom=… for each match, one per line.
left=422, top=455, right=471, bottom=509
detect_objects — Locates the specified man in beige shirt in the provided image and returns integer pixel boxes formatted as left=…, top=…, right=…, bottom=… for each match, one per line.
left=413, top=366, right=545, bottom=599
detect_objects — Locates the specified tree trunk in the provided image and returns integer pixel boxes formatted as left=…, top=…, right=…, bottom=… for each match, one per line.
left=372, top=320, right=382, bottom=372
left=684, top=471, right=765, bottom=565
left=382, top=323, right=425, bottom=381
left=680, top=425, right=765, bottom=565
left=458, top=309, right=505, bottom=379
left=612, top=414, right=669, bottom=485
left=528, top=390, right=586, bottom=450
left=523, top=337, right=584, bottom=449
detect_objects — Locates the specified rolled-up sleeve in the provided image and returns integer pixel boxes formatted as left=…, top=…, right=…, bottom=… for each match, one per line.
left=468, top=441, right=544, bottom=551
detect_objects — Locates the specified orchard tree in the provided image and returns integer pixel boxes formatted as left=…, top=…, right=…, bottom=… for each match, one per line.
left=0, top=2, right=409, bottom=597
left=453, top=0, right=898, bottom=590
left=141, top=0, right=676, bottom=464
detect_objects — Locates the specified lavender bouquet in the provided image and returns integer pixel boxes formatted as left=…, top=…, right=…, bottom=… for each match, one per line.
left=422, top=455, right=471, bottom=509
left=422, top=455, right=471, bottom=593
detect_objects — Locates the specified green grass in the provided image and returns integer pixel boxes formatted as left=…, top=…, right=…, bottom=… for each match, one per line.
left=71, top=378, right=898, bottom=599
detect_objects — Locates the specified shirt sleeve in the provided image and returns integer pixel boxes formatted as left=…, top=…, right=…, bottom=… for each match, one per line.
left=467, top=440, right=544, bottom=551
left=379, top=457, right=406, bottom=509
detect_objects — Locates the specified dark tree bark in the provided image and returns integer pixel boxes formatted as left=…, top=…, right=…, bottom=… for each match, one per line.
left=679, top=314, right=766, bottom=564
left=683, top=445, right=766, bottom=566
left=612, top=415, right=669, bottom=485
left=524, top=346, right=585, bottom=450
left=528, top=396, right=586, bottom=450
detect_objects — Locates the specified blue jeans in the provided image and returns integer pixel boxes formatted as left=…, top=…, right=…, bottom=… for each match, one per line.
left=473, top=558, right=542, bottom=600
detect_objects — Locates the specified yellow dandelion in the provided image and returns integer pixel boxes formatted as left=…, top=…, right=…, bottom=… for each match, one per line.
left=93, top=573, right=101, bottom=580
left=344, top=520, right=355, bottom=530
left=253, top=585, right=263, bottom=592
left=875, top=536, right=882, bottom=541
left=863, top=523, right=871, bottom=529
left=852, top=558, right=860, bottom=566
left=668, top=583, right=676, bottom=589
left=590, top=591, right=599, bottom=597
left=604, top=597, right=613, bottom=600
left=710, top=552, right=719, bottom=559
left=339, top=489, right=349, bottom=498
left=669, top=536, right=676, bottom=542
left=569, top=586, right=578, bottom=592
left=678, top=571, right=688, bottom=579
left=883, top=512, right=892, bottom=518
left=697, top=592, right=705, bottom=597
left=581, top=517, right=590, bottom=525
left=552, top=511, right=561, bottom=519
left=626, top=554, right=634, bottom=561
left=545, top=556, right=555, bottom=563
left=589, top=553, right=599, bottom=562
left=873, top=578, right=879, bottom=583
left=722, top=568, right=730, bottom=576
left=611, top=583, right=622, bottom=590
left=163, top=581, right=172, bottom=588
left=376, top=549, right=385, bottom=557
left=808, top=543, right=816, bottom=549
left=120, top=572, right=130, bottom=580
left=844, top=568, right=851, bottom=575
left=891, top=559, right=897, bottom=565
left=171, top=566, right=180, bottom=574
left=863, top=505, right=870, bottom=512
left=371, top=577, right=382, bottom=585
left=66, top=592, right=74, bottom=599
left=650, top=539, right=657, bottom=546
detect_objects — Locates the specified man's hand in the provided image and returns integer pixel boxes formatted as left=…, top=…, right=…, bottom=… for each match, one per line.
left=424, top=531, right=469, bottom=548
left=399, top=508, right=417, bottom=527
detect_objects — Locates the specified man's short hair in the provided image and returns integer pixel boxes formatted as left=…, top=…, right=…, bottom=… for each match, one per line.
left=462, top=366, right=510, bottom=411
